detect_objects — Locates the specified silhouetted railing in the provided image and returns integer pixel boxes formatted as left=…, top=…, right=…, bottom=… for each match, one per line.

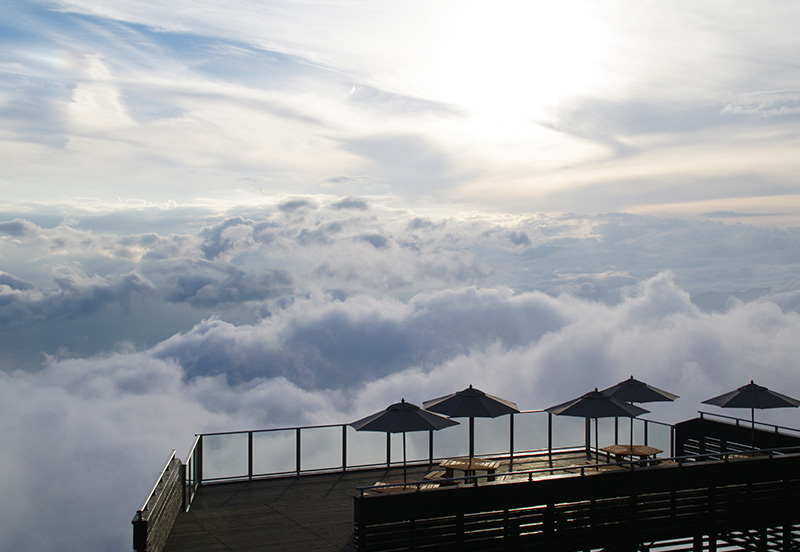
left=179, top=410, right=674, bottom=511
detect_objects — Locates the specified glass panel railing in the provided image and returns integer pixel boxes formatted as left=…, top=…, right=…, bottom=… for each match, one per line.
left=298, top=426, right=343, bottom=472
left=643, top=420, right=674, bottom=455
left=188, top=414, right=679, bottom=485
left=346, top=428, right=388, bottom=468
left=252, top=429, right=296, bottom=476
left=550, top=415, right=589, bottom=451
left=393, top=431, right=429, bottom=465
left=432, top=422, right=467, bottom=460
left=202, top=433, right=248, bottom=481
left=513, top=411, right=549, bottom=453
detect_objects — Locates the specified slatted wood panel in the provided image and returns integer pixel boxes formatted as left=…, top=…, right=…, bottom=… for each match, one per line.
left=133, top=455, right=184, bottom=552
left=676, top=417, right=800, bottom=457
left=354, top=455, right=800, bottom=551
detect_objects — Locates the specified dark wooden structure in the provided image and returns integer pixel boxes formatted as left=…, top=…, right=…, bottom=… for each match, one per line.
left=133, top=452, right=184, bottom=552
left=354, top=454, right=800, bottom=551
left=142, top=415, right=800, bottom=551
left=353, top=417, right=800, bottom=551
left=676, top=415, right=800, bottom=457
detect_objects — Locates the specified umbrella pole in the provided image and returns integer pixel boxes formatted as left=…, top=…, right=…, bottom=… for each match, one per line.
left=469, top=417, right=475, bottom=460
left=630, top=417, right=634, bottom=449
left=584, top=418, right=591, bottom=461
left=595, top=418, right=599, bottom=467
left=403, top=432, right=407, bottom=483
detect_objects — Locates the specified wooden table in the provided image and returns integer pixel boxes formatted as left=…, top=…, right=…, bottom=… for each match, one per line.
left=439, top=458, right=501, bottom=482
left=601, top=444, right=662, bottom=465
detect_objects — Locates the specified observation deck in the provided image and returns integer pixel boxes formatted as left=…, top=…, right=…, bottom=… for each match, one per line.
left=133, top=411, right=800, bottom=552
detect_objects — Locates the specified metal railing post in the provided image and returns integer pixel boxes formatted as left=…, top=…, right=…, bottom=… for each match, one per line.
left=296, top=428, right=301, bottom=476
left=429, top=430, right=434, bottom=466
left=342, top=425, right=347, bottom=472
left=509, top=412, right=515, bottom=471
left=671, top=425, right=676, bottom=457
left=248, top=431, right=253, bottom=480
left=197, top=435, right=203, bottom=485
left=548, top=412, right=553, bottom=468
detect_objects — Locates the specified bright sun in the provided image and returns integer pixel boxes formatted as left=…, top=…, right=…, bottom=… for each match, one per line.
left=428, top=0, right=610, bottom=121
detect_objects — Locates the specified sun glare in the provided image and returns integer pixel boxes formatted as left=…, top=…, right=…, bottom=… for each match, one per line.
left=429, top=1, right=610, bottom=121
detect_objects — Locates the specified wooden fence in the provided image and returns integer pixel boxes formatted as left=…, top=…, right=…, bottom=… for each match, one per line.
left=676, top=415, right=800, bottom=457
left=354, top=453, right=800, bottom=551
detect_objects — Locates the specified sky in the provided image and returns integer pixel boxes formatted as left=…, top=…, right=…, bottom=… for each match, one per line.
left=2, top=1, right=800, bottom=550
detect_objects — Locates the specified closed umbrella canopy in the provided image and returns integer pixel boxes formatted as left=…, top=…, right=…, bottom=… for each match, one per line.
left=351, top=398, right=459, bottom=481
left=424, top=385, right=519, bottom=459
left=702, top=380, right=800, bottom=431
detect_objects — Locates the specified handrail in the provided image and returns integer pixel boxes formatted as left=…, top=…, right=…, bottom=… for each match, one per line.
left=171, top=410, right=791, bottom=512
left=698, top=410, right=800, bottom=435
left=138, top=450, right=177, bottom=513
left=186, top=435, right=201, bottom=465
left=178, top=411, right=675, bottom=504
left=183, top=436, right=201, bottom=511
left=195, top=409, right=548, bottom=438
left=191, top=413, right=672, bottom=448
left=198, top=422, right=347, bottom=437
left=180, top=409, right=674, bottom=484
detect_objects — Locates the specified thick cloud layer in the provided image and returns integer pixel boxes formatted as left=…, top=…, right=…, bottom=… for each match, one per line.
left=2, top=200, right=800, bottom=370
left=3, top=201, right=800, bottom=551
left=3, top=270, right=800, bottom=551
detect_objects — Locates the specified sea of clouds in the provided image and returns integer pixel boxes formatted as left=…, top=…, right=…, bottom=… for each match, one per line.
left=2, top=197, right=800, bottom=551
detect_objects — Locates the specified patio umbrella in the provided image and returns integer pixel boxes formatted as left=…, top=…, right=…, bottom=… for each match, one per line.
left=601, top=375, right=679, bottom=404
left=702, top=380, right=800, bottom=432
left=546, top=388, right=649, bottom=464
left=600, top=375, right=679, bottom=445
left=350, top=398, right=459, bottom=482
left=423, top=384, right=519, bottom=460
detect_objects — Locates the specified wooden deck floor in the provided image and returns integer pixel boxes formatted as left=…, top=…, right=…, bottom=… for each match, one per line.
left=163, top=451, right=597, bottom=552
left=164, top=466, right=423, bottom=552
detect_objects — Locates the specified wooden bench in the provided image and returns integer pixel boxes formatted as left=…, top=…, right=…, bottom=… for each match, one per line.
left=368, top=481, right=439, bottom=494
